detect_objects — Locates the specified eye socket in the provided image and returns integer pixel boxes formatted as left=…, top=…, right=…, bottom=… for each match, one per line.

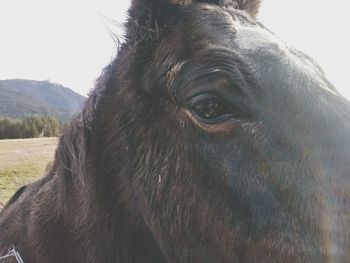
left=190, top=94, right=232, bottom=124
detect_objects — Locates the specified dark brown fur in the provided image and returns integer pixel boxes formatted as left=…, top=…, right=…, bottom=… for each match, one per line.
left=0, top=0, right=349, bottom=262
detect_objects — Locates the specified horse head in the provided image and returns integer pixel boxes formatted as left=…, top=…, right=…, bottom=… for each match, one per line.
left=0, top=1, right=349, bottom=262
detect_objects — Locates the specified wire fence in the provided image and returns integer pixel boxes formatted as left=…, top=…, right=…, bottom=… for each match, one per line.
left=0, top=248, right=24, bottom=263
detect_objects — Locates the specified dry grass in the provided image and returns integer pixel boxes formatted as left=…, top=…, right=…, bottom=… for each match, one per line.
left=0, top=137, right=58, bottom=205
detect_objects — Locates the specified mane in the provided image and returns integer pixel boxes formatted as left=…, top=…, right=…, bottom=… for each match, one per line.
left=54, top=38, right=137, bottom=191
left=54, top=3, right=165, bottom=189
left=55, top=61, right=116, bottom=188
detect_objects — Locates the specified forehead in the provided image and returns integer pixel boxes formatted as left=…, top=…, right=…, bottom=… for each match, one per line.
left=173, top=4, right=293, bottom=59
left=172, top=4, right=271, bottom=50
left=158, top=3, right=330, bottom=95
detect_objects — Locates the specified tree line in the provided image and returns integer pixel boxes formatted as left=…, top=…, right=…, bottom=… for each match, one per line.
left=0, top=116, right=61, bottom=139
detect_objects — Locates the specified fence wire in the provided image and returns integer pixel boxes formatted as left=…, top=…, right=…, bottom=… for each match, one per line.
left=0, top=248, right=24, bottom=263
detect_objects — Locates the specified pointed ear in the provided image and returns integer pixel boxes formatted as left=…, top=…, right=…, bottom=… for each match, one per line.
left=126, top=0, right=194, bottom=43
left=129, top=0, right=193, bottom=23
left=126, top=0, right=261, bottom=43
left=233, top=0, right=261, bottom=17
left=127, top=0, right=192, bottom=34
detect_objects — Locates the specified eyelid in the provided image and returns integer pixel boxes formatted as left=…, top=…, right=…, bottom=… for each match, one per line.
left=184, top=109, right=239, bottom=135
left=184, top=72, right=235, bottom=102
left=188, top=93, right=219, bottom=105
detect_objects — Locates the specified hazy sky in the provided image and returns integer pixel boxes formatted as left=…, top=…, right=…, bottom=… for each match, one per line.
left=0, top=0, right=349, bottom=99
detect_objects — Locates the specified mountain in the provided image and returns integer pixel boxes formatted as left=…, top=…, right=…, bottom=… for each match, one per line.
left=0, top=79, right=86, bottom=122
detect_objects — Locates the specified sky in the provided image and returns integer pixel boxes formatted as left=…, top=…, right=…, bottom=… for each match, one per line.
left=0, top=0, right=349, bottom=99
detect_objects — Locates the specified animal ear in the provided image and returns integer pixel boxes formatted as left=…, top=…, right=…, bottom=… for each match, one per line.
left=127, top=0, right=192, bottom=33
left=126, top=0, right=193, bottom=42
left=126, top=0, right=261, bottom=42
left=131, top=0, right=192, bottom=9
left=129, top=0, right=193, bottom=23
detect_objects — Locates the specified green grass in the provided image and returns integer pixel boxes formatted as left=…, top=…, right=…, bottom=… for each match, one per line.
left=0, top=138, right=58, bottom=205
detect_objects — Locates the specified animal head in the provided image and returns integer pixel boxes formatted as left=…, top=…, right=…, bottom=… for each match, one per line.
left=79, top=0, right=350, bottom=261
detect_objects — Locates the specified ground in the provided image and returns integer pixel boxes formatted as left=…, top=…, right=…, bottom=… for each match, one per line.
left=0, top=137, right=58, bottom=206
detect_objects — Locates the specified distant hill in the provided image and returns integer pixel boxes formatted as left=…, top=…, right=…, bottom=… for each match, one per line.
left=0, top=79, right=86, bottom=122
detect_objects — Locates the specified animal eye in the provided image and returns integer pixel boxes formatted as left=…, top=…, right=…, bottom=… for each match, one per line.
left=190, top=95, right=232, bottom=124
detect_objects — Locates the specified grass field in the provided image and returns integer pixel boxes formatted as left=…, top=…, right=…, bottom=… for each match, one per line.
left=0, top=137, right=58, bottom=205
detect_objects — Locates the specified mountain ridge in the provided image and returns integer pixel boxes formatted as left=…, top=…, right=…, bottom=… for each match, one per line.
left=0, top=79, right=86, bottom=122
